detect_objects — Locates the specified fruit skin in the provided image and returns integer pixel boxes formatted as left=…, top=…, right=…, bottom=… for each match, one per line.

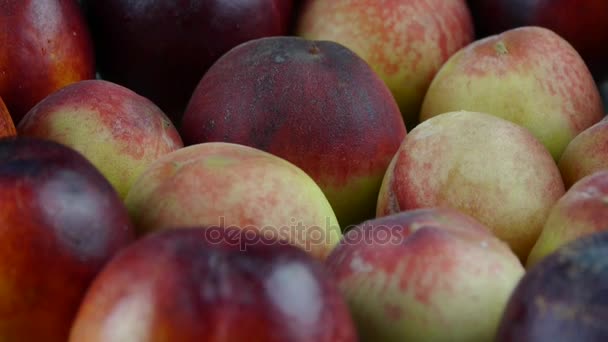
left=180, top=36, right=406, bottom=228
left=496, top=231, right=608, bottom=342
left=0, top=137, right=135, bottom=342
left=326, top=207, right=525, bottom=341
left=17, top=79, right=184, bottom=199
left=420, top=26, right=604, bottom=160
left=377, top=111, right=565, bottom=260
left=558, top=116, right=608, bottom=188
left=0, top=97, right=16, bottom=138
left=527, top=171, right=608, bottom=267
left=0, top=0, right=95, bottom=124
left=69, top=227, right=358, bottom=342
left=80, top=0, right=294, bottom=123
left=467, top=0, right=608, bottom=82
left=124, top=142, right=342, bottom=261
left=296, top=0, right=474, bottom=128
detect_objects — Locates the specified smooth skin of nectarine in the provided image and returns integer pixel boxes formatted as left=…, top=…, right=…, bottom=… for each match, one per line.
left=180, top=36, right=407, bottom=228
left=378, top=111, right=565, bottom=260
left=0, top=0, right=95, bottom=123
left=527, top=170, right=608, bottom=267
left=297, top=0, right=474, bottom=128
left=18, top=80, right=184, bottom=198
left=420, top=26, right=604, bottom=160
left=327, top=208, right=524, bottom=341
left=69, top=227, right=357, bottom=342
left=558, top=116, right=608, bottom=188
left=124, top=142, right=342, bottom=260
left=0, top=137, right=135, bottom=342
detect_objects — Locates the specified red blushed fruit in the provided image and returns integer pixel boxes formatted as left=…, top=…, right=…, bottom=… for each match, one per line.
left=497, top=230, right=608, bottom=341
left=326, top=207, right=524, bottom=341
left=80, top=0, right=294, bottom=123
left=467, top=0, right=608, bottom=82
left=69, top=227, right=358, bottom=342
left=0, top=137, right=135, bottom=341
left=0, top=0, right=95, bottom=123
left=0, top=97, right=16, bottom=138
left=180, top=36, right=407, bottom=228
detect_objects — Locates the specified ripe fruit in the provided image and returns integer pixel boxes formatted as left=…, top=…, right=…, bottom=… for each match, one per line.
left=327, top=208, right=524, bottom=341
left=69, top=227, right=357, bottom=342
left=124, top=142, right=342, bottom=260
left=497, top=230, right=608, bottom=341
left=467, top=0, right=608, bottom=81
left=420, top=26, right=604, bottom=160
left=559, top=116, right=608, bottom=188
left=297, top=0, right=474, bottom=127
left=0, top=0, right=95, bottom=123
left=18, top=80, right=184, bottom=198
left=0, top=137, right=135, bottom=341
left=527, top=171, right=608, bottom=267
left=181, top=36, right=406, bottom=228
left=80, top=0, right=294, bottom=122
left=377, top=111, right=565, bottom=260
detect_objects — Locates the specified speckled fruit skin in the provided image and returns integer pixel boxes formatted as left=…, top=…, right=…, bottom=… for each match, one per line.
left=497, top=231, right=608, bottom=341
left=0, top=0, right=95, bottom=124
left=17, top=79, right=184, bottom=199
left=467, top=0, right=608, bottom=82
left=420, top=26, right=604, bottom=160
left=558, top=116, right=608, bottom=188
left=0, top=137, right=135, bottom=342
left=0, top=97, right=16, bottom=138
left=377, top=111, right=565, bottom=260
left=296, top=0, right=474, bottom=128
left=180, top=36, right=407, bottom=228
left=124, top=142, right=342, bottom=261
left=69, top=227, right=358, bottom=342
left=327, top=207, right=524, bottom=341
left=527, top=171, right=608, bottom=267
left=80, top=0, right=294, bottom=123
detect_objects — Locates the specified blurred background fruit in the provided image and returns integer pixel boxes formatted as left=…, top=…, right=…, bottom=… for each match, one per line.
left=0, top=137, right=135, bottom=341
left=0, top=0, right=95, bottom=124
left=467, top=0, right=608, bottom=83
left=497, top=230, right=608, bottom=341
left=69, top=227, right=357, bottom=342
left=297, top=0, right=474, bottom=129
left=80, top=0, right=294, bottom=124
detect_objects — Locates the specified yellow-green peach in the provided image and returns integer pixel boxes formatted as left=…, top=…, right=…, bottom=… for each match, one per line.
left=296, top=0, right=474, bottom=128
left=17, top=80, right=184, bottom=198
left=327, top=207, right=524, bottom=341
left=377, top=111, right=565, bottom=260
left=124, top=142, right=342, bottom=260
left=420, top=26, right=604, bottom=160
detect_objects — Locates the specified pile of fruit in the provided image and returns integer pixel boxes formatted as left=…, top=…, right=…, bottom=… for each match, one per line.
left=1, top=0, right=607, bottom=341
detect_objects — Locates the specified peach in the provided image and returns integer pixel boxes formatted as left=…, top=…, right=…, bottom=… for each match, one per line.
left=327, top=207, right=524, bottom=341
left=0, top=97, right=16, bottom=138
left=0, top=0, right=95, bottom=123
left=124, top=142, right=342, bottom=260
left=527, top=170, right=608, bottom=267
left=377, top=110, right=565, bottom=260
left=18, top=80, right=184, bottom=198
left=420, top=26, right=604, bottom=160
left=296, top=0, right=474, bottom=128
left=558, top=116, right=608, bottom=188
left=180, top=36, right=406, bottom=228
left=69, top=227, right=357, bottom=342
left=0, top=137, right=135, bottom=341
